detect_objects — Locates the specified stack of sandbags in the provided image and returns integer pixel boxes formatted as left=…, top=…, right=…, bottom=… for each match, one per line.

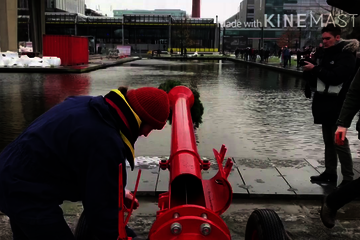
left=0, top=51, right=19, bottom=67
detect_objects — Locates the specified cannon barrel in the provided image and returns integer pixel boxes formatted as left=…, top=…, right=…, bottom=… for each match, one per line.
left=148, top=86, right=234, bottom=240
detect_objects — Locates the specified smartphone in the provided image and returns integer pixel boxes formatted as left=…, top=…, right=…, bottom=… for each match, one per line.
left=335, top=132, right=345, bottom=146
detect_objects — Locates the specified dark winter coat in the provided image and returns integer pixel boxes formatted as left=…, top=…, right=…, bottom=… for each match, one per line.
left=336, top=66, right=360, bottom=139
left=303, top=40, right=359, bottom=125
left=283, top=48, right=290, bottom=57
left=314, top=47, right=325, bottom=60
left=0, top=96, right=128, bottom=239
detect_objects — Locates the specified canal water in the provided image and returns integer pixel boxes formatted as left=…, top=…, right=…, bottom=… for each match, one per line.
left=0, top=59, right=359, bottom=165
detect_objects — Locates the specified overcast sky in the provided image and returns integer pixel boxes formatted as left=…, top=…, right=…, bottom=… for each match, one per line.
left=85, top=0, right=240, bottom=22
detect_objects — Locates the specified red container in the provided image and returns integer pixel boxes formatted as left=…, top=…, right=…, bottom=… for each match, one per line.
left=43, top=35, right=89, bottom=66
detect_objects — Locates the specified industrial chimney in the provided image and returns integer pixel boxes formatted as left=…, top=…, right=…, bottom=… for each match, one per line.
left=192, top=0, right=200, bottom=18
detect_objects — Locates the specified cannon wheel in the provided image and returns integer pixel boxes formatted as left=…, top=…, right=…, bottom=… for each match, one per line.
left=245, top=209, right=288, bottom=240
left=74, top=211, right=98, bottom=240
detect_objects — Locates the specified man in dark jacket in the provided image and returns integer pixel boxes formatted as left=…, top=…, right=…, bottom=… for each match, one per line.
left=283, top=46, right=291, bottom=68
left=320, top=64, right=360, bottom=229
left=0, top=87, right=170, bottom=240
left=303, top=25, right=358, bottom=187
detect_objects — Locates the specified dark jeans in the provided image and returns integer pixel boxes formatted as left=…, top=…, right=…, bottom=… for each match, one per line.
left=327, top=177, right=360, bottom=210
left=9, top=218, right=75, bottom=240
left=322, top=124, right=354, bottom=180
left=9, top=217, right=137, bottom=240
left=283, top=56, right=290, bottom=67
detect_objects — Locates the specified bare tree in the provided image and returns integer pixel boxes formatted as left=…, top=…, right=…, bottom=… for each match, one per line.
left=276, top=27, right=300, bottom=48
left=173, top=14, right=195, bottom=55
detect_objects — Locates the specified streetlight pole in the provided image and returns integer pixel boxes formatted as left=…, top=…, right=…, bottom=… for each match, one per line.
left=298, top=27, right=301, bottom=49
left=261, top=25, right=264, bottom=49
left=222, top=27, right=225, bottom=55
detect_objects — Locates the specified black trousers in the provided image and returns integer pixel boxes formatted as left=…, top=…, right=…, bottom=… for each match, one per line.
left=9, top=212, right=137, bottom=240
left=9, top=217, right=75, bottom=240
left=327, top=177, right=360, bottom=211
left=322, top=124, right=353, bottom=180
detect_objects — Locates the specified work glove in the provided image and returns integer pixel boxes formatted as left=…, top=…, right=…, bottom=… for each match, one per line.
left=124, top=189, right=139, bottom=210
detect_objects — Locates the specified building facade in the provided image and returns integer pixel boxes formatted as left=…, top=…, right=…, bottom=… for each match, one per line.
left=46, top=0, right=85, bottom=14
left=224, top=0, right=334, bottom=52
left=113, top=9, right=187, bottom=18
left=17, top=13, right=219, bottom=54
left=18, top=0, right=85, bottom=14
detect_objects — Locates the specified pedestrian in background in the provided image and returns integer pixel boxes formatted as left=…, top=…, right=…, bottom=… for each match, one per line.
left=302, top=25, right=358, bottom=187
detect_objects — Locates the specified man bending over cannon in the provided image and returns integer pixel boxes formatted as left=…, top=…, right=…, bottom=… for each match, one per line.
left=0, top=86, right=170, bottom=240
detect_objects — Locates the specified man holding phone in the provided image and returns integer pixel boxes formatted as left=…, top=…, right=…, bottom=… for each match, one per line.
left=302, top=25, right=359, bottom=187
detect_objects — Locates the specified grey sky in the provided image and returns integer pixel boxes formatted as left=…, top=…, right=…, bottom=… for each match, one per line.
left=85, top=0, right=240, bottom=22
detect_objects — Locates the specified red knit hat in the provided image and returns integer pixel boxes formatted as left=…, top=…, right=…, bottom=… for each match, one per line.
left=126, top=87, right=170, bottom=130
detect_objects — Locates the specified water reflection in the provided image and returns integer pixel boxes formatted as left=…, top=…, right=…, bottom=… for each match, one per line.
left=43, top=74, right=90, bottom=108
left=0, top=73, right=90, bottom=150
left=0, top=60, right=358, bottom=162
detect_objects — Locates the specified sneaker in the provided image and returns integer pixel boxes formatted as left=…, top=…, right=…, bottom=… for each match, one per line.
left=320, top=195, right=337, bottom=228
left=337, top=179, right=352, bottom=188
left=310, top=172, right=337, bottom=183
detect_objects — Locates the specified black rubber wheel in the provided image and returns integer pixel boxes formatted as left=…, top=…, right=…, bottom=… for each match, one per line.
left=74, top=211, right=98, bottom=240
left=245, top=209, right=287, bottom=240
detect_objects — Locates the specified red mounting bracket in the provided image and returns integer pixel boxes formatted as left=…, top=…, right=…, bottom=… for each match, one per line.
left=117, top=163, right=142, bottom=240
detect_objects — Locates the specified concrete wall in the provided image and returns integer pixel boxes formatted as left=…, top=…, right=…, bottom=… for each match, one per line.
left=0, top=0, right=18, bottom=52
left=239, top=0, right=248, bottom=23
left=55, top=0, right=85, bottom=14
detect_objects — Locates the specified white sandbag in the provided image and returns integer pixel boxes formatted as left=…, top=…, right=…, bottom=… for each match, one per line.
left=15, top=58, right=24, bottom=67
left=20, top=55, right=31, bottom=67
left=2, top=57, right=12, bottom=67
left=42, top=57, right=51, bottom=67
left=28, top=59, right=43, bottom=67
left=54, top=58, right=61, bottom=66
left=5, top=51, right=19, bottom=59
left=42, top=61, right=51, bottom=68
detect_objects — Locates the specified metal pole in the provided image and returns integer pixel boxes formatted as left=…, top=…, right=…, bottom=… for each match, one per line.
left=218, top=23, right=220, bottom=51
left=181, top=14, right=183, bottom=55
left=75, top=14, right=78, bottom=36
left=299, top=27, right=301, bottom=49
left=168, top=15, right=171, bottom=51
left=28, top=17, right=30, bottom=42
left=261, top=26, right=264, bottom=49
left=122, top=15, right=124, bottom=45
left=222, top=27, right=225, bottom=55
left=135, top=21, right=137, bottom=54
left=214, top=15, right=218, bottom=51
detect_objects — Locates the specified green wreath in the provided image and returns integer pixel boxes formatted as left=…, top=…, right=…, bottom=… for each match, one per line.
left=158, top=80, right=204, bottom=129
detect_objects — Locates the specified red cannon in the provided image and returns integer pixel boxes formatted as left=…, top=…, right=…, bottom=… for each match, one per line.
left=147, top=86, right=234, bottom=239
left=75, top=86, right=288, bottom=240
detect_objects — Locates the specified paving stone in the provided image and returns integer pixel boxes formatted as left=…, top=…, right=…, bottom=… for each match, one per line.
left=234, top=158, right=294, bottom=196
left=269, top=159, right=334, bottom=196
left=303, top=158, right=323, bottom=171
left=308, top=159, right=360, bottom=186
left=155, top=168, right=170, bottom=193
left=126, top=167, right=159, bottom=195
